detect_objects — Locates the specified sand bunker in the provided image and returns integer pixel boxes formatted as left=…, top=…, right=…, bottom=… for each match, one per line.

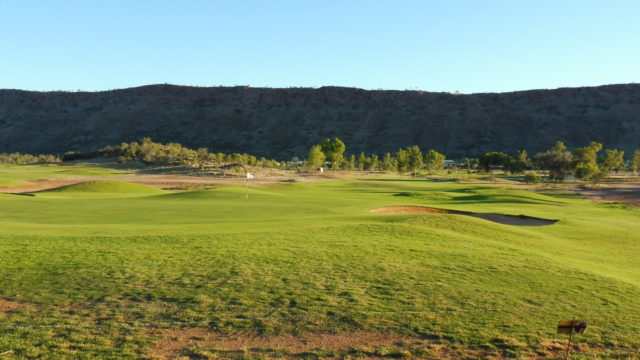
left=371, top=206, right=557, bottom=226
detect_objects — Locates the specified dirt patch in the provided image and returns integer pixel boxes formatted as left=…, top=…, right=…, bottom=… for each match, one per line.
left=574, top=184, right=640, bottom=207
left=151, top=329, right=412, bottom=358
left=371, top=206, right=557, bottom=226
left=148, top=329, right=611, bottom=359
left=0, top=298, right=27, bottom=313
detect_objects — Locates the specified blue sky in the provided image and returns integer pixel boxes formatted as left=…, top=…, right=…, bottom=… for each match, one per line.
left=1, top=0, right=639, bottom=93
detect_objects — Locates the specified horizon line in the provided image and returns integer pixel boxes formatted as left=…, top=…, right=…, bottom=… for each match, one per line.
left=1, top=82, right=638, bottom=96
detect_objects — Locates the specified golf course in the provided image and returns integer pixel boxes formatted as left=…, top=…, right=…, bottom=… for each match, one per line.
left=0, top=163, right=639, bottom=359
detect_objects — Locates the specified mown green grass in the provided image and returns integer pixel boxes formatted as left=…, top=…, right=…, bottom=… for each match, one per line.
left=40, top=180, right=164, bottom=196
left=0, top=169, right=639, bottom=358
left=0, top=163, right=125, bottom=186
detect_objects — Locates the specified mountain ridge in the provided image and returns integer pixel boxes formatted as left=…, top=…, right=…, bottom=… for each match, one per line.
left=1, top=83, right=639, bottom=158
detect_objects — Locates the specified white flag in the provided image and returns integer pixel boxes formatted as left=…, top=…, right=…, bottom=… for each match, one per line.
left=246, top=172, right=254, bottom=179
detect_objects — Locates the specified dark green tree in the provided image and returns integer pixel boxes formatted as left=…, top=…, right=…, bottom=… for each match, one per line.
left=479, top=152, right=511, bottom=172
left=534, top=141, right=573, bottom=181
left=506, top=150, right=530, bottom=174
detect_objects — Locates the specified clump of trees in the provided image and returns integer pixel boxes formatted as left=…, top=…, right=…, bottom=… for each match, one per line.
left=478, top=150, right=531, bottom=174
left=61, top=138, right=284, bottom=170
left=531, top=141, right=627, bottom=184
left=306, top=138, right=446, bottom=175
left=305, top=138, right=640, bottom=184
left=0, top=153, right=60, bottom=164
left=533, top=141, right=572, bottom=181
left=320, top=138, right=346, bottom=171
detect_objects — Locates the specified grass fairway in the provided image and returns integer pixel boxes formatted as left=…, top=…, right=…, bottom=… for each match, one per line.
left=0, top=173, right=639, bottom=358
left=0, top=163, right=124, bottom=186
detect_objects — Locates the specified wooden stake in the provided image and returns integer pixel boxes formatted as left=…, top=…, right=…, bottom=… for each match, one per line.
left=563, top=318, right=575, bottom=360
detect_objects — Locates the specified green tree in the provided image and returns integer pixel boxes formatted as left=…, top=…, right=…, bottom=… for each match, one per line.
left=367, top=154, right=380, bottom=171
left=479, top=152, right=510, bottom=172
left=534, top=141, right=573, bottom=181
left=573, top=142, right=603, bottom=182
left=462, top=157, right=478, bottom=173
left=381, top=153, right=394, bottom=173
left=600, top=149, right=625, bottom=174
left=424, top=149, right=446, bottom=173
left=631, top=149, right=640, bottom=176
left=320, top=138, right=346, bottom=171
left=306, top=145, right=326, bottom=170
left=406, top=146, right=424, bottom=176
left=506, top=150, right=530, bottom=174
left=346, top=154, right=356, bottom=170
left=357, top=152, right=367, bottom=171
left=395, top=149, right=409, bottom=173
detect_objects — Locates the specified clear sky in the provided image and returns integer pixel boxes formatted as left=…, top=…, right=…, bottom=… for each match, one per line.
left=1, top=0, right=639, bottom=93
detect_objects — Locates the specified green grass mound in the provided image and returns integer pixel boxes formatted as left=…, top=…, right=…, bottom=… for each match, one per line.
left=155, top=186, right=283, bottom=200
left=46, top=180, right=163, bottom=194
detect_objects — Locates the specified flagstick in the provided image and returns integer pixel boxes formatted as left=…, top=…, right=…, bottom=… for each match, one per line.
left=246, top=178, right=249, bottom=200
left=564, top=318, right=575, bottom=360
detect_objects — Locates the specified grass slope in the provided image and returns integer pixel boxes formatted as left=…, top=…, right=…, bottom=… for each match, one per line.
left=43, top=180, right=163, bottom=194
left=0, top=163, right=124, bottom=186
left=0, top=176, right=639, bottom=358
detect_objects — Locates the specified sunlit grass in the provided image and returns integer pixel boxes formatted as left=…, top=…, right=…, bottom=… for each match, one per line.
left=0, top=169, right=639, bottom=358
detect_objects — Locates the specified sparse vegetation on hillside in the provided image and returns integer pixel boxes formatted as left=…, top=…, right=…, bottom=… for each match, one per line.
left=3, top=84, right=640, bottom=159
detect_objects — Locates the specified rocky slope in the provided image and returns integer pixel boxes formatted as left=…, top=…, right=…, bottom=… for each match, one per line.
left=1, top=84, right=639, bottom=159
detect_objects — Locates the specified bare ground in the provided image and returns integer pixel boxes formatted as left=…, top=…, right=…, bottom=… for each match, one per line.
left=571, top=183, right=640, bottom=207
left=0, top=298, right=27, bottom=313
left=150, top=329, right=412, bottom=357
left=147, top=328, right=611, bottom=359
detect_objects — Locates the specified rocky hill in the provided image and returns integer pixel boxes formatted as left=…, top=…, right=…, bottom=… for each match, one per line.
left=1, top=84, right=639, bottom=159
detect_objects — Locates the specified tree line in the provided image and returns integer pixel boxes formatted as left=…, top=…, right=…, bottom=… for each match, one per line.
left=61, top=138, right=286, bottom=169
left=476, top=141, right=639, bottom=183
left=305, top=138, right=640, bottom=183
left=306, top=138, right=446, bottom=174
left=3, top=137, right=640, bottom=183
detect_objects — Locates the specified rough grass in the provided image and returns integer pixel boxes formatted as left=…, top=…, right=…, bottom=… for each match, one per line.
left=0, top=171, right=639, bottom=358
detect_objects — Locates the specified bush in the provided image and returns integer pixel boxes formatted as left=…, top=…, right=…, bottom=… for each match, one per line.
left=524, top=172, right=541, bottom=184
